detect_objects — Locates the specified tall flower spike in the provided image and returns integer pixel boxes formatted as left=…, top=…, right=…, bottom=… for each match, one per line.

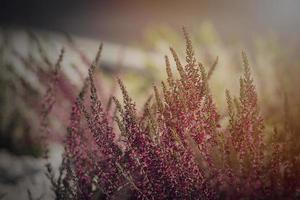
left=207, top=56, right=218, bottom=80
left=239, top=78, right=245, bottom=104
left=153, top=85, right=163, bottom=113
left=226, top=89, right=235, bottom=125
left=40, top=47, right=65, bottom=133
left=54, top=48, right=65, bottom=77
left=183, top=26, right=196, bottom=66
left=79, top=78, right=89, bottom=101
left=161, top=81, right=170, bottom=105
left=141, top=95, right=153, bottom=119
left=117, top=78, right=136, bottom=118
left=199, top=62, right=209, bottom=95
left=88, top=64, right=98, bottom=105
left=241, top=51, right=251, bottom=85
left=165, top=55, right=174, bottom=87
left=77, top=43, right=103, bottom=110
left=112, top=96, right=124, bottom=115
left=90, top=43, right=103, bottom=72
left=170, top=47, right=186, bottom=79
left=115, top=115, right=127, bottom=137
left=95, top=43, right=103, bottom=63
left=233, top=97, right=241, bottom=115
left=143, top=100, right=157, bottom=141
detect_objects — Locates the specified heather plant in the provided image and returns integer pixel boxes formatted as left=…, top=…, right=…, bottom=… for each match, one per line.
left=143, top=23, right=300, bottom=120
left=40, top=28, right=299, bottom=200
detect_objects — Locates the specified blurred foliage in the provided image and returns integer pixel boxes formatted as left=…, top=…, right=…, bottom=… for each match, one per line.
left=0, top=29, right=156, bottom=157
left=0, top=45, right=42, bottom=157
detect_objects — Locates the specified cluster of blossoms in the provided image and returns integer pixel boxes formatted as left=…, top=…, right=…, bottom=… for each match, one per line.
left=42, top=29, right=299, bottom=200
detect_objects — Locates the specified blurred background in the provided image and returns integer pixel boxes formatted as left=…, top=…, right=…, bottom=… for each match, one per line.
left=0, top=0, right=300, bottom=199
left=1, top=0, right=300, bottom=46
